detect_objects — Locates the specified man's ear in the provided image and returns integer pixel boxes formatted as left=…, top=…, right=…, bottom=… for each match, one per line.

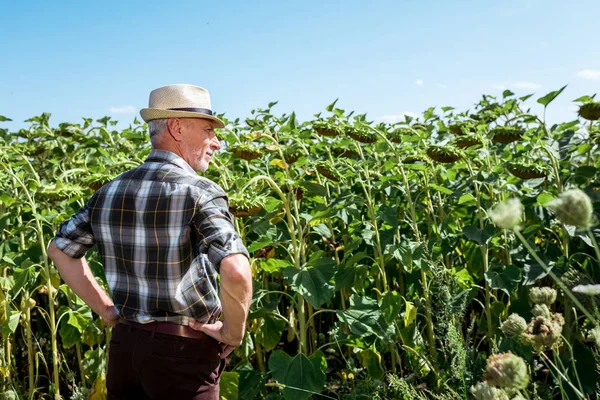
left=167, top=118, right=183, bottom=142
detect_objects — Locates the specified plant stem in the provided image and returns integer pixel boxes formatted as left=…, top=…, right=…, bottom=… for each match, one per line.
left=514, top=230, right=597, bottom=325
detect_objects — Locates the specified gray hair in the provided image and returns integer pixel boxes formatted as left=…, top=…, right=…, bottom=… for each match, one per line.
left=148, top=119, right=168, bottom=138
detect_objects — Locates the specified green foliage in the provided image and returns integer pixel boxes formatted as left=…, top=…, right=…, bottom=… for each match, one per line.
left=1, top=87, right=599, bottom=398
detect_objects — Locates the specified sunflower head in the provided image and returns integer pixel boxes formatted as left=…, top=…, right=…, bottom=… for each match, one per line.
left=283, top=145, right=306, bottom=165
left=345, top=127, right=378, bottom=143
left=228, top=193, right=266, bottom=217
left=315, top=161, right=343, bottom=182
left=506, top=161, right=549, bottom=180
left=426, top=145, right=461, bottom=163
left=312, top=120, right=342, bottom=137
left=448, top=121, right=476, bottom=136
left=491, top=127, right=525, bottom=144
left=230, top=143, right=263, bottom=161
left=578, top=102, right=600, bottom=121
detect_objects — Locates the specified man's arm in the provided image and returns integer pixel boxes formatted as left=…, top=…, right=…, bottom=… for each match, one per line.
left=47, top=240, right=119, bottom=326
left=189, top=253, right=252, bottom=347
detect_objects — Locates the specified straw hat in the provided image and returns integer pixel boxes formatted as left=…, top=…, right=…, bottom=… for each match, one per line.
left=140, top=84, right=225, bottom=128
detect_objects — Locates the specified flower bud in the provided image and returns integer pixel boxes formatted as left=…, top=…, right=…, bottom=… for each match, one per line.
left=488, top=198, right=523, bottom=230
left=501, top=314, right=527, bottom=337
left=522, top=314, right=564, bottom=351
left=470, top=382, right=510, bottom=400
left=546, top=189, right=593, bottom=228
left=531, top=304, right=551, bottom=319
left=483, top=352, right=530, bottom=390
left=529, top=287, right=557, bottom=306
left=572, top=284, right=600, bottom=295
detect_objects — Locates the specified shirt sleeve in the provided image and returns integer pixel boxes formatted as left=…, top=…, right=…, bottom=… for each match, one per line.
left=54, top=197, right=96, bottom=258
left=192, top=192, right=249, bottom=270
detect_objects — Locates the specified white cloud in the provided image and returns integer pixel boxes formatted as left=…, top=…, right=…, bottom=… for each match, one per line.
left=375, top=112, right=417, bottom=124
left=568, top=105, right=578, bottom=112
left=512, top=82, right=542, bottom=89
left=437, top=83, right=448, bottom=89
left=577, top=69, right=600, bottom=80
left=109, top=106, right=137, bottom=114
left=415, top=79, right=424, bottom=86
left=494, top=84, right=507, bottom=90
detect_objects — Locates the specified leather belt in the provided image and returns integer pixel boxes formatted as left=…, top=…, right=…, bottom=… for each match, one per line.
left=119, top=319, right=210, bottom=340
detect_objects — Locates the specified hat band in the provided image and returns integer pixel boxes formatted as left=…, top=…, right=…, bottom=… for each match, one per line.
left=168, top=107, right=213, bottom=116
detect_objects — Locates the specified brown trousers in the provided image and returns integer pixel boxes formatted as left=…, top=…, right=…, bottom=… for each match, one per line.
left=107, top=323, right=225, bottom=399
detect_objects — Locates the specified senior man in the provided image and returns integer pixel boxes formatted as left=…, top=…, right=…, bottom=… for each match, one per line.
left=47, top=84, right=252, bottom=399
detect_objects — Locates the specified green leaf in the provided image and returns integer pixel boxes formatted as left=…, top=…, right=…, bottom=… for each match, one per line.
left=380, top=291, right=402, bottom=325
left=11, top=266, right=33, bottom=298
left=287, top=112, right=298, bottom=130
left=333, top=265, right=356, bottom=290
left=269, top=350, right=326, bottom=400
left=336, top=308, right=379, bottom=336
left=573, top=95, right=594, bottom=103
left=2, top=256, right=15, bottom=266
left=387, top=242, right=423, bottom=271
left=574, top=166, right=597, bottom=179
left=263, top=196, right=282, bottom=213
left=462, top=225, right=493, bottom=246
left=359, top=348, right=385, bottom=380
left=536, top=192, right=554, bottom=206
left=537, top=85, right=567, bottom=107
left=247, top=240, right=273, bottom=254
left=0, top=194, right=16, bottom=207
left=485, top=265, right=521, bottom=295
left=0, top=115, right=12, bottom=122
left=429, top=183, right=452, bottom=195
left=1, top=311, right=20, bottom=338
left=255, top=315, right=287, bottom=352
left=312, top=224, right=331, bottom=238
left=503, top=90, right=515, bottom=98
left=519, top=94, right=534, bottom=102
left=219, top=371, right=239, bottom=400
left=458, top=193, right=476, bottom=205
left=259, top=258, right=291, bottom=273
left=300, top=182, right=328, bottom=197
left=237, top=365, right=265, bottom=400
left=325, top=99, right=339, bottom=112
left=577, top=143, right=593, bottom=156
left=377, top=205, right=398, bottom=228
left=403, top=299, right=417, bottom=327
left=283, top=266, right=334, bottom=308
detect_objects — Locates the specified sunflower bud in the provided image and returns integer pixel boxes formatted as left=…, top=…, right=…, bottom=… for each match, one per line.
left=488, top=198, right=523, bottom=230
left=500, top=314, right=527, bottom=337
left=470, top=382, right=509, bottom=400
left=522, top=314, right=564, bottom=351
left=546, top=189, right=593, bottom=228
left=529, top=287, right=557, bottom=306
left=572, top=284, right=600, bottom=295
left=531, top=304, right=551, bottom=319
left=483, top=352, right=530, bottom=390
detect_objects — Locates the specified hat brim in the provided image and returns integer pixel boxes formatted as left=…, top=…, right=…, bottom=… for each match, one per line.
left=140, top=108, right=225, bottom=128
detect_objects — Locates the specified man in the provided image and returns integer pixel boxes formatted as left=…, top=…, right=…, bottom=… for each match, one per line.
left=47, top=84, right=253, bottom=399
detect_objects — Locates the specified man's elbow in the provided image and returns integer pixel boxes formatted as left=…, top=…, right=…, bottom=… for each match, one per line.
left=220, top=254, right=252, bottom=283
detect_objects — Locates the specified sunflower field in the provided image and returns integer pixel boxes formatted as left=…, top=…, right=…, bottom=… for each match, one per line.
left=1, top=87, right=600, bottom=399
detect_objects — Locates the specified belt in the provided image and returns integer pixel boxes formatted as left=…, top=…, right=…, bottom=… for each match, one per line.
left=119, top=319, right=210, bottom=340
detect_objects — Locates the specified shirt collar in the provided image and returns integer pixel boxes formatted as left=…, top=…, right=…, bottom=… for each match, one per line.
left=145, top=149, right=197, bottom=176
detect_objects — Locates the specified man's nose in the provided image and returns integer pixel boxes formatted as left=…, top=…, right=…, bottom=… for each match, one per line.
left=211, top=137, right=221, bottom=151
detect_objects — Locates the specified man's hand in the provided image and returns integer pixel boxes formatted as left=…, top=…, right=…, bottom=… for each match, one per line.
left=188, top=320, right=237, bottom=359
left=101, top=305, right=119, bottom=327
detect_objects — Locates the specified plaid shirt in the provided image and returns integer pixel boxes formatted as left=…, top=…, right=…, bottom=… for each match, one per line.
left=54, top=149, right=248, bottom=325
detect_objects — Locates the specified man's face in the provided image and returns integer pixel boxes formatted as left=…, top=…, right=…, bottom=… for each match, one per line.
left=179, top=118, right=220, bottom=172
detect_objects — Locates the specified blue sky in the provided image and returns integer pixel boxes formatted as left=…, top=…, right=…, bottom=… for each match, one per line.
left=1, top=0, right=599, bottom=131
